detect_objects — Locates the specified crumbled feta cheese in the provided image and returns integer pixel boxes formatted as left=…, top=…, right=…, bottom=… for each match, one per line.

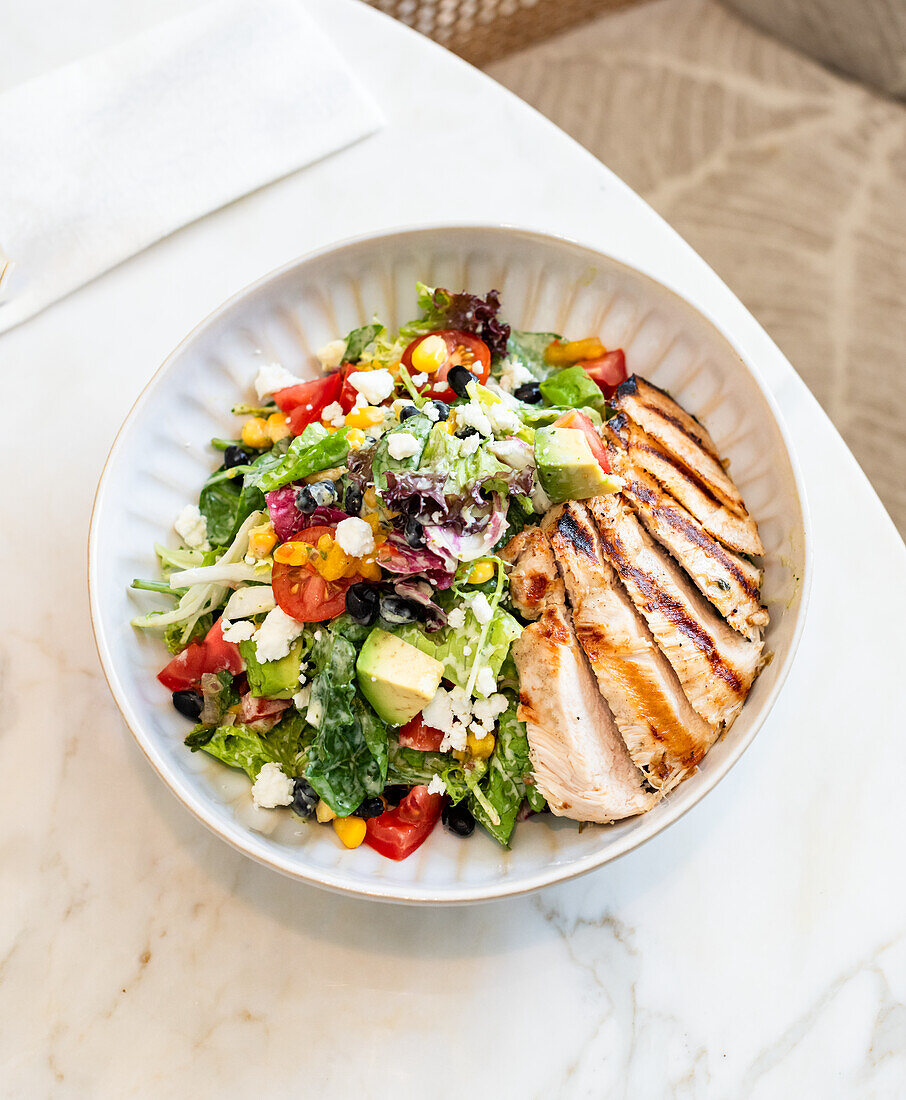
left=411, top=372, right=428, bottom=386
left=469, top=592, right=493, bottom=625
left=497, top=358, right=535, bottom=394
left=251, top=762, right=294, bottom=809
left=255, top=607, right=305, bottom=662
left=457, top=400, right=492, bottom=437
left=293, top=685, right=312, bottom=711
left=220, top=619, right=256, bottom=643
left=487, top=403, right=522, bottom=436
left=446, top=607, right=466, bottom=630
left=424, top=685, right=478, bottom=753
left=255, top=361, right=302, bottom=400
left=424, top=403, right=440, bottom=422
left=316, top=339, right=347, bottom=371
left=426, top=774, right=447, bottom=796
left=474, top=667, right=500, bottom=700
left=353, top=392, right=367, bottom=410
left=174, top=504, right=210, bottom=550
left=460, top=432, right=481, bottom=456
left=321, top=400, right=346, bottom=427
left=335, top=516, right=375, bottom=557
left=347, top=368, right=395, bottom=405
left=244, top=553, right=257, bottom=565
left=388, top=432, right=420, bottom=460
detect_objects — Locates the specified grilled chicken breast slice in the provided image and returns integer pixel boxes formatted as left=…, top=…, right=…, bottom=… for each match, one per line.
left=612, top=375, right=755, bottom=525
left=605, top=428, right=768, bottom=640
left=609, top=412, right=764, bottom=557
left=588, top=494, right=764, bottom=729
left=506, top=529, right=654, bottom=823
left=544, top=502, right=717, bottom=788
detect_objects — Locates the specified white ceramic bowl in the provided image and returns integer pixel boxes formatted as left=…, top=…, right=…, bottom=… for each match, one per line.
left=89, top=225, right=811, bottom=904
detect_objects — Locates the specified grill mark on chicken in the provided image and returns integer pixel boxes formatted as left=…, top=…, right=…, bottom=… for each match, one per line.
left=555, top=510, right=597, bottom=559
left=614, top=376, right=719, bottom=460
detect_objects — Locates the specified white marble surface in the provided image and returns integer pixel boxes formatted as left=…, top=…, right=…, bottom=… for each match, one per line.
left=3, top=0, right=906, bottom=1095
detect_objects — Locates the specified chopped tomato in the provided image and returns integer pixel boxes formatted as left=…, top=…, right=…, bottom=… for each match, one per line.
left=401, top=330, right=490, bottom=402
left=554, top=410, right=611, bottom=474
left=271, top=525, right=358, bottom=623
left=274, top=372, right=343, bottom=435
left=579, top=349, right=626, bottom=397
left=398, top=713, right=445, bottom=752
left=364, top=785, right=443, bottom=860
left=157, top=619, right=244, bottom=691
left=239, top=694, right=291, bottom=723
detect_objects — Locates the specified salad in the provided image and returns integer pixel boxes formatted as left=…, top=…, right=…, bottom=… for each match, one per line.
left=132, top=284, right=627, bottom=859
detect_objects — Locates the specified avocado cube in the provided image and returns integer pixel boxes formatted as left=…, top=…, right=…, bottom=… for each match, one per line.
left=534, top=426, right=621, bottom=503
left=356, top=628, right=444, bottom=727
left=239, top=638, right=305, bottom=699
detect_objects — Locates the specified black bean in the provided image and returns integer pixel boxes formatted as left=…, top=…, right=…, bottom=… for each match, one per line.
left=291, top=777, right=318, bottom=818
left=514, top=381, right=542, bottom=404
left=344, top=483, right=363, bottom=516
left=345, top=582, right=380, bottom=626
left=442, top=802, right=475, bottom=838
left=379, top=594, right=421, bottom=625
left=383, top=785, right=409, bottom=806
left=403, top=517, right=424, bottom=547
left=399, top=405, right=421, bottom=421
left=172, top=690, right=203, bottom=721
left=447, top=365, right=474, bottom=398
left=223, top=444, right=251, bottom=468
left=308, top=480, right=339, bottom=507
left=455, top=426, right=479, bottom=440
left=431, top=400, right=450, bottom=421
left=295, top=485, right=317, bottom=513
left=354, top=796, right=385, bottom=819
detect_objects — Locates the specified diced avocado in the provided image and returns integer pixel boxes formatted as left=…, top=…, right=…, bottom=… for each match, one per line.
left=534, top=426, right=620, bottom=502
left=539, top=365, right=607, bottom=415
left=356, top=628, right=444, bottom=727
left=239, top=638, right=305, bottom=699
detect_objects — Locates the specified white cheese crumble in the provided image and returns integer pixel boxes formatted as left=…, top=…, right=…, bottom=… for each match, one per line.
left=473, top=692, right=508, bottom=726
left=255, top=607, right=305, bottom=662
left=424, top=403, right=440, bottom=422
left=335, top=516, right=375, bottom=557
left=474, top=667, right=499, bottom=699
left=411, top=372, right=428, bottom=386
left=426, top=774, right=447, bottom=796
left=456, top=400, right=492, bottom=437
left=321, top=400, right=346, bottom=427
left=469, top=592, right=493, bottom=625
left=423, top=685, right=507, bottom=751
left=347, top=368, right=395, bottom=405
left=497, top=358, right=535, bottom=394
left=220, top=619, right=256, bottom=643
left=316, top=339, right=347, bottom=371
left=487, top=403, right=522, bottom=436
left=174, top=504, right=210, bottom=550
left=460, top=432, right=481, bottom=456
left=446, top=607, right=466, bottom=630
left=251, top=762, right=294, bottom=809
left=254, top=361, right=302, bottom=400
left=387, top=432, right=420, bottom=460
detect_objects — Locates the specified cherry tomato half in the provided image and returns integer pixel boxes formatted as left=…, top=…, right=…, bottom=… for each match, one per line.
left=398, top=713, right=445, bottom=752
left=270, top=525, right=359, bottom=623
left=157, top=619, right=244, bottom=691
left=364, top=785, right=443, bottom=861
left=274, top=373, right=344, bottom=435
left=401, top=330, right=491, bottom=402
left=554, top=410, right=611, bottom=474
left=579, top=349, right=627, bottom=397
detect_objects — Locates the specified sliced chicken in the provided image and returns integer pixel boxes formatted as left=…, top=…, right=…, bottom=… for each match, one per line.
left=605, top=428, right=768, bottom=640
left=505, top=529, right=654, bottom=823
left=587, top=494, right=764, bottom=729
left=544, top=502, right=717, bottom=789
left=608, top=412, right=764, bottom=557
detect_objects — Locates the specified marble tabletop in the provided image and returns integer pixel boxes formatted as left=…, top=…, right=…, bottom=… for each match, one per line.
left=3, top=0, right=906, bottom=1095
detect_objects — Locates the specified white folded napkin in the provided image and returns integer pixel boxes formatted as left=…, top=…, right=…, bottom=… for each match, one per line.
left=0, top=0, right=384, bottom=333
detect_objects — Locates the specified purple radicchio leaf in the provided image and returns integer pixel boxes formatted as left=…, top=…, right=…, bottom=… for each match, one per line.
left=435, top=288, right=511, bottom=358
left=265, top=486, right=347, bottom=542
left=392, top=578, right=447, bottom=632
left=378, top=536, right=456, bottom=589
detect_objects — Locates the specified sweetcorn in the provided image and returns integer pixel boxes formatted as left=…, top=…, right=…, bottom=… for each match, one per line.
left=544, top=337, right=606, bottom=366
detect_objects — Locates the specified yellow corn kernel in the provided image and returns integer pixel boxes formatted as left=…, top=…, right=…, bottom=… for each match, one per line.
left=544, top=337, right=606, bottom=366
left=363, top=487, right=379, bottom=511
left=241, top=416, right=270, bottom=449
left=320, top=541, right=350, bottom=582
left=467, top=732, right=496, bottom=760
left=443, top=418, right=455, bottom=434
left=273, top=539, right=310, bottom=566
left=266, top=411, right=291, bottom=442
left=316, top=799, right=336, bottom=823
left=358, top=559, right=382, bottom=582
left=411, top=333, right=448, bottom=374
left=345, top=406, right=385, bottom=430
left=346, top=428, right=366, bottom=449
left=248, top=523, right=277, bottom=559
left=333, top=816, right=367, bottom=848
left=467, top=560, right=495, bottom=585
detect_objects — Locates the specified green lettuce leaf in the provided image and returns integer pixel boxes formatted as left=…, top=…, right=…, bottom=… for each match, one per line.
left=163, top=613, right=212, bottom=655
left=198, top=476, right=243, bottom=546
left=386, top=742, right=481, bottom=805
left=468, top=697, right=537, bottom=845
left=539, top=365, right=607, bottom=415
left=504, top=330, right=560, bottom=380
left=419, top=423, right=514, bottom=496
left=256, top=424, right=350, bottom=493
left=185, top=709, right=308, bottom=781
left=372, top=413, right=433, bottom=493
left=343, top=322, right=384, bottom=363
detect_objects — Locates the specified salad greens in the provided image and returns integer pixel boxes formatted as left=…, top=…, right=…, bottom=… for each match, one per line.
left=132, top=279, right=629, bottom=861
